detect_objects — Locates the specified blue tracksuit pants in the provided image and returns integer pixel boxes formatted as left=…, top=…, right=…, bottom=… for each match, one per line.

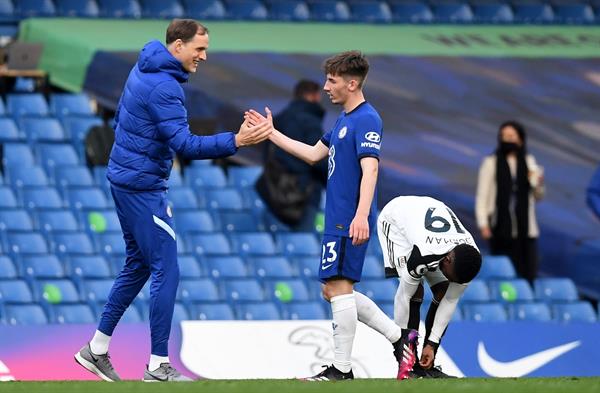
left=97, top=185, right=179, bottom=356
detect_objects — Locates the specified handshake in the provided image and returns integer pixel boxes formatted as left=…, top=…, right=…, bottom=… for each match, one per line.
left=234, top=107, right=276, bottom=148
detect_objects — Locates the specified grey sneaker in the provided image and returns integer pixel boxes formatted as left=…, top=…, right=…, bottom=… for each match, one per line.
left=143, top=363, right=193, bottom=382
left=74, top=343, right=121, bottom=382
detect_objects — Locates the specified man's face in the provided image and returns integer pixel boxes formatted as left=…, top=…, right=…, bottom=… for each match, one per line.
left=173, top=32, right=209, bottom=73
left=323, top=73, right=349, bottom=105
left=500, top=125, right=522, bottom=147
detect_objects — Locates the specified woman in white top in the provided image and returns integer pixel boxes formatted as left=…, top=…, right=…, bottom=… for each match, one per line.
left=475, top=121, right=544, bottom=283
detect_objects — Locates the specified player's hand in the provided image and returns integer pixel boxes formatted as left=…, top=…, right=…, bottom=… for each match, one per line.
left=244, top=108, right=273, bottom=128
left=349, top=214, right=369, bottom=246
left=419, top=344, right=436, bottom=369
left=480, top=226, right=492, bottom=240
left=236, top=109, right=273, bottom=147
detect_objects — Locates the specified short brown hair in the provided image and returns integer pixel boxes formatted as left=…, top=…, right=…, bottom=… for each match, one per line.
left=166, top=19, right=208, bottom=45
left=323, top=51, right=369, bottom=87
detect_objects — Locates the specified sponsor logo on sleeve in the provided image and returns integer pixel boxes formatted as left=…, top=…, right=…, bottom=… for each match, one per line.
left=361, top=131, right=381, bottom=149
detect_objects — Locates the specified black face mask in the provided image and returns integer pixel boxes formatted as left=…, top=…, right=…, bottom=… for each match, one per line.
left=500, top=142, right=520, bottom=154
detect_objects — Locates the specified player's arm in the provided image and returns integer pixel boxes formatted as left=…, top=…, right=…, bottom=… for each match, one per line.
left=419, top=282, right=466, bottom=368
left=246, top=108, right=328, bottom=165
left=349, top=157, right=378, bottom=246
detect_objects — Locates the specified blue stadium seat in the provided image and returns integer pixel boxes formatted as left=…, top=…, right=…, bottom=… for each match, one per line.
left=479, top=255, right=516, bottom=279
left=22, top=255, right=65, bottom=279
left=206, top=189, right=244, bottom=210
left=168, top=168, right=183, bottom=188
left=20, top=118, right=66, bottom=143
left=96, top=233, right=126, bottom=256
left=192, top=303, right=235, bottom=320
left=50, top=93, right=94, bottom=116
left=228, top=166, right=262, bottom=189
left=250, top=256, right=295, bottom=279
left=98, top=0, right=142, bottom=18
left=178, top=279, right=220, bottom=303
left=242, top=188, right=266, bottom=212
left=462, top=302, right=507, bottom=322
left=55, top=0, right=100, bottom=17
left=366, top=233, right=383, bottom=258
left=182, top=0, right=227, bottom=19
left=389, top=1, right=433, bottom=23
left=230, top=232, right=277, bottom=256
left=0, top=118, right=22, bottom=142
left=553, top=302, right=597, bottom=323
left=237, top=302, right=281, bottom=320
left=205, top=256, right=247, bottom=279
left=432, top=2, right=473, bottom=23
left=268, top=0, right=310, bottom=21
left=178, top=255, right=204, bottom=279
left=37, top=143, right=79, bottom=174
left=225, top=0, right=268, bottom=20
left=0, top=256, right=17, bottom=279
left=460, top=279, right=490, bottom=303
left=121, top=306, right=143, bottom=323
left=472, top=2, right=513, bottom=23
left=350, top=1, right=392, bottom=23
left=167, top=187, right=199, bottom=210
left=7, top=232, right=48, bottom=254
left=284, top=301, right=327, bottom=320
left=35, top=278, right=81, bottom=303
left=22, top=187, right=63, bottom=209
left=7, top=94, right=49, bottom=117
left=7, top=166, right=49, bottom=188
left=5, top=304, right=48, bottom=325
left=61, top=116, right=103, bottom=145
left=185, top=166, right=227, bottom=189
left=296, top=256, right=318, bottom=279
left=356, top=279, right=397, bottom=303
left=220, top=211, right=263, bottom=232
left=513, top=2, right=554, bottom=23
left=141, top=0, right=184, bottom=18
left=488, top=279, right=534, bottom=303
left=52, top=304, right=96, bottom=324
left=507, top=302, right=551, bottom=321
left=223, top=278, right=264, bottom=302
left=67, top=187, right=108, bottom=210
left=172, top=302, right=190, bottom=324
left=13, top=78, right=36, bottom=93
left=0, top=187, right=18, bottom=208
left=0, top=280, right=34, bottom=303
left=553, top=3, right=594, bottom=24
left=83, top=279, right=114, bottom=303
left=0, top=209, right=33, bottom=231
left=55, top=166, right=95, bottom=194
left=0, top=0, right=15, bottom=22
left=92, top=165, right=108, bottom=186
left=534, top=278, right=578, bottom=303
left=276, top=232, right=320, bottom=256
left=69, top=255, right=112, bottom=279
left=36, top=209, right=79, bottom=233
left=265, top=279, right=311, bottom=302
left=2, top=143, right=35, bottom=167
left=308, top=0, right=350, bottom=21
left=174, top=210, right=215, bottom=235
left=362, top=255, right=384, bottom=279
left=15, top=0, right=56, bottom=17
left=262, top=210, right=290, bottom=233
left=53, top=232, right=96, bottom=255
left=187, top=233, right=231, bottom=255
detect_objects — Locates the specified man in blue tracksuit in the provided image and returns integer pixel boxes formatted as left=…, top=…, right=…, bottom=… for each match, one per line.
left=75, top=19, right=271, bottom=382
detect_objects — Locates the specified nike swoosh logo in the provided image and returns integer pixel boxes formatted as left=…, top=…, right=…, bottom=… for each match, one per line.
left=148, top=373, right=168, bottom=382
left=477, top=340, right=580, bottom=377
left=321, top=264, right=333, bottom=270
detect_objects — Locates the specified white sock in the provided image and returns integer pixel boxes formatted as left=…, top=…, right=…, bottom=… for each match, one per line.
left=330, top=293, right=357, bottom=374
left=89, top=330, right=111, bottom=355
left=148, top=354, right=170, bottom=372
left=354, top=291, right=401, bottom=343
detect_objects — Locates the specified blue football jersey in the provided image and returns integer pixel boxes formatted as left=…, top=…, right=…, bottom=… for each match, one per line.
left=320, top=102, right=383, bottom=237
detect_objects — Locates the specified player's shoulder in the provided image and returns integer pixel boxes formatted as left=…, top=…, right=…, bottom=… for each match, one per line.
left=354, top=103, right=382, bottom=123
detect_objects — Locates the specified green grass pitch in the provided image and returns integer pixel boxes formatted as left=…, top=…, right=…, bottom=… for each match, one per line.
left=2, top=378, right=599, bottom=393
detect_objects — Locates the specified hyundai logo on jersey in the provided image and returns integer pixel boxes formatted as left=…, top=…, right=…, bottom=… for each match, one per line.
left=365, top=131, right=380, bottom=143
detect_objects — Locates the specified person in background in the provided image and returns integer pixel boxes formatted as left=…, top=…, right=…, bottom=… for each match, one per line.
left=475, top=121, right=544, bottom=283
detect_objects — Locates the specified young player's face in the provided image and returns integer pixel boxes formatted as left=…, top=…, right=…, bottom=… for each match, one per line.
left=323, top=74, right=349, bottom=105
left=173, top=32, right=209, bottom=73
